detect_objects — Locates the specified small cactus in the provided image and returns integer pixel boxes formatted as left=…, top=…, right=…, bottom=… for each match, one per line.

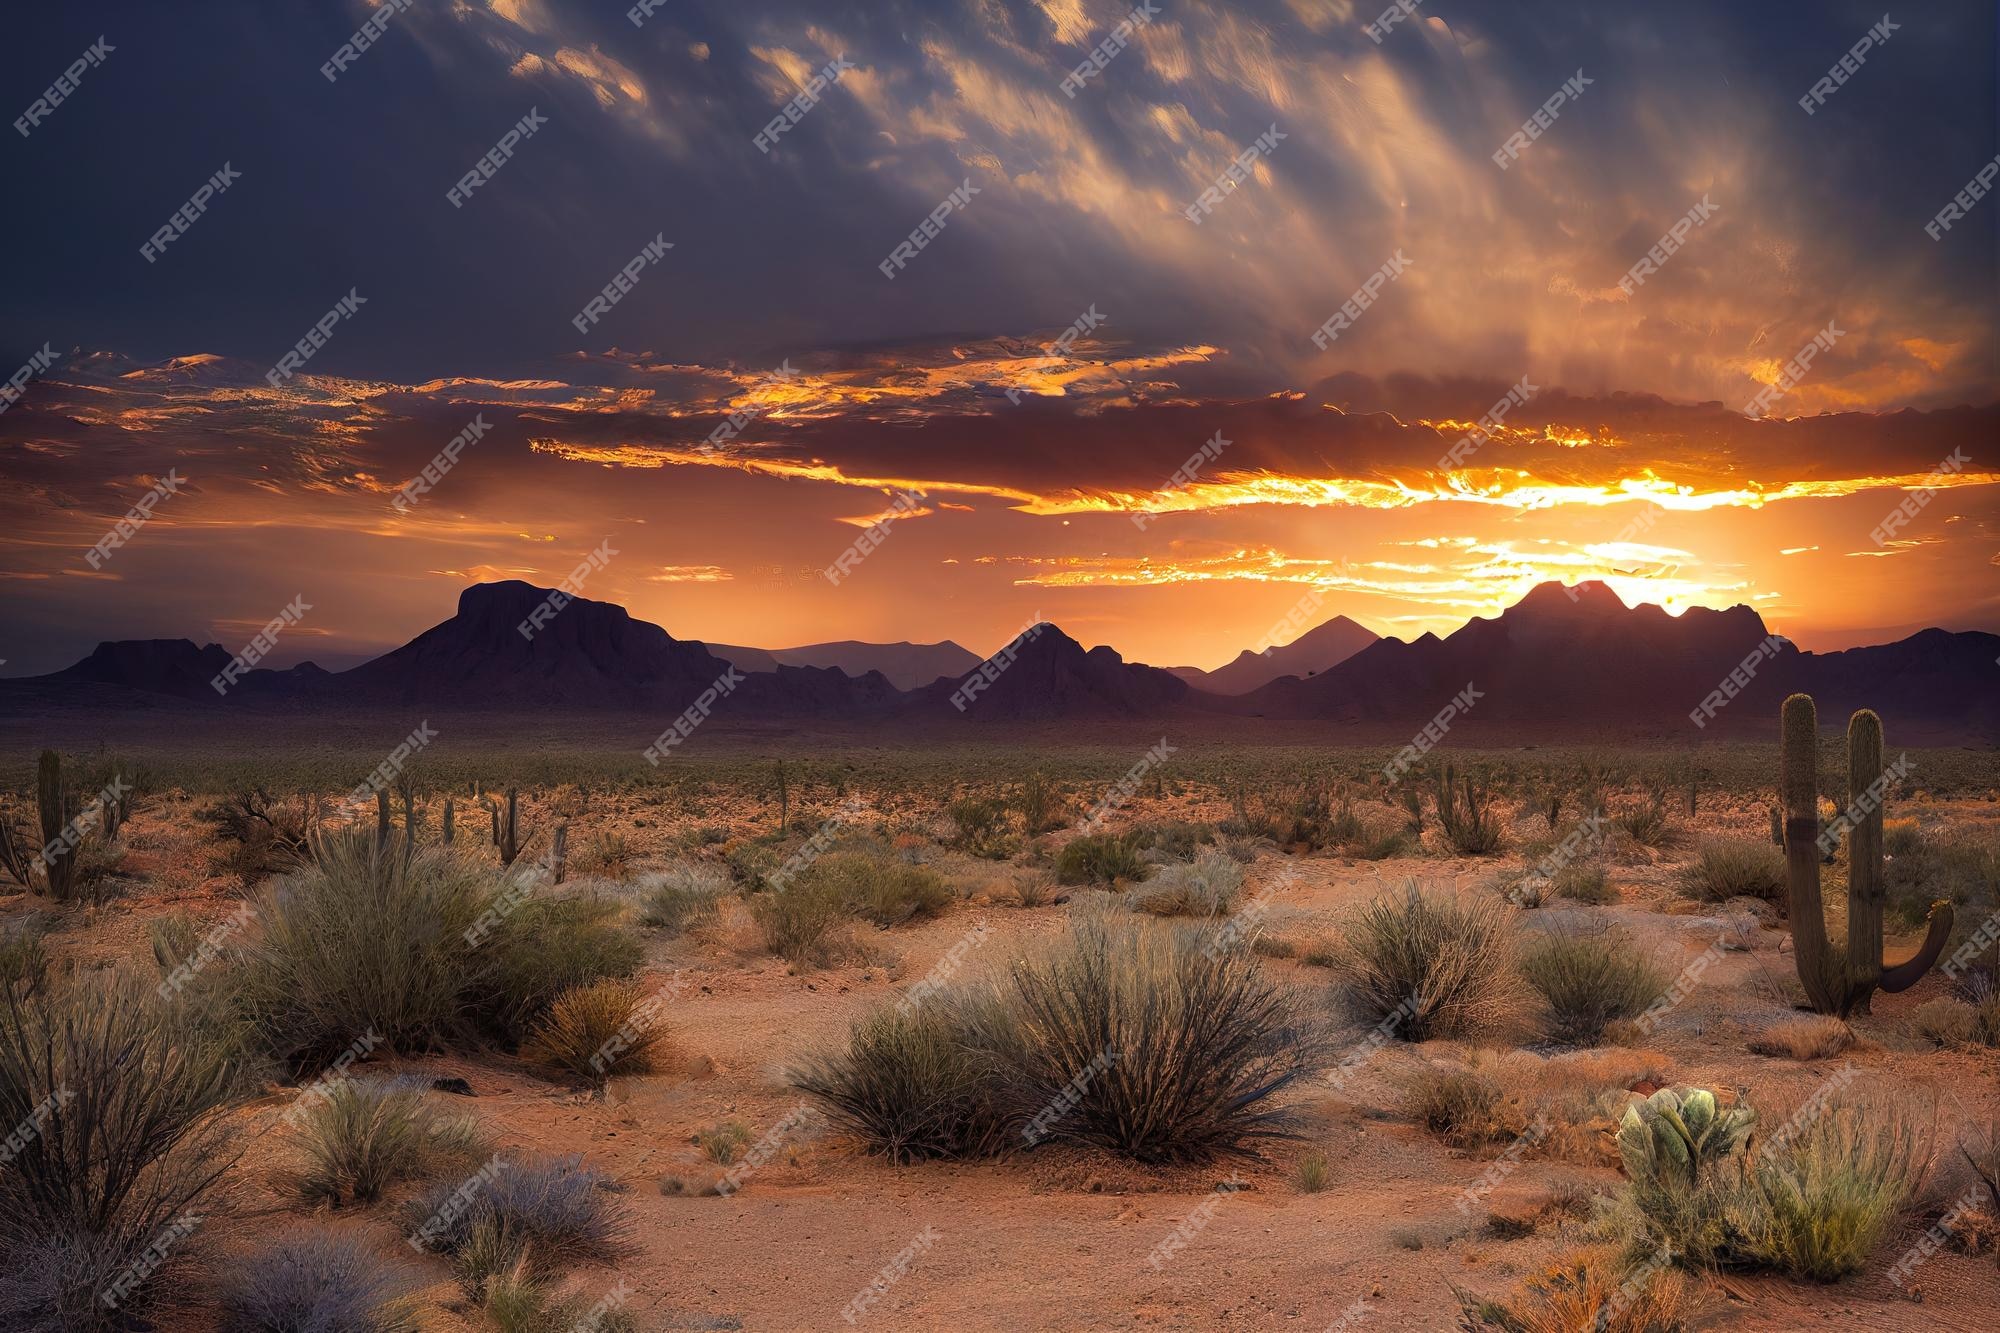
left=1780, top=694, right=1952, bottom=1016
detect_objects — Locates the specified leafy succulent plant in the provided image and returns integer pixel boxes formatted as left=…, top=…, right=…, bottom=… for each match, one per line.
left=1616, top=1086, right=1755, bottom=1190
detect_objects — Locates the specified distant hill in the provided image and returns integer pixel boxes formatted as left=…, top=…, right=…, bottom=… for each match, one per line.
left=1167, top=615, right=1378, bottom=695
left=11, top=580, right=1995, bottom=741
left=706, top=638, right=981, bottom=691
left=909, top=623, right=1190, bottom=720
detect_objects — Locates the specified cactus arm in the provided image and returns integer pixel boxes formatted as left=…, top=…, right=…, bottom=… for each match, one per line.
left=1879, top=900, right=1955, bottom=993
left=1846, top=711, right=1885, bottom=1005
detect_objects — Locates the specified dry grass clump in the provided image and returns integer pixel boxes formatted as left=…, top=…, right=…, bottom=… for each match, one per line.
left=1126, top=847, right=1243, bottom=918
left=1519, top=930, right=1667, bottom=1046
left=0, top=913, right=50, bottom=996
left=1747, top=1016, right=1853, bottom=1061
left=1337, top=882, right=1515, bottom=1041
left=292, top=1077, right=486, bottom=1205
left=520, top=978, right=667, bottom=1082
left=1055, top=832, right=1149, bottom=885
left=1553, top=861, right=1616, bottom=904
left=0, top=972, right=241, bottom=1332
left=1295, top=1149, right=1331, bottom=1192
left=223, top=1228, right=417, bottom=1333
left=1912, top=994, right=2000, bottom=1047
left=1007, top=867, right=1058, bottom=907
left=1456, top=1244, right=1704, bottom=1332
left=1677, top=837, right=1786, bottom=905
left=696, top=1121, right=754, bottom=1165
left=637, top=861, right=728, bottom=934
left=800, top=849, right=954, bottom=927
left=1611, top=796, right=1671, bottom=848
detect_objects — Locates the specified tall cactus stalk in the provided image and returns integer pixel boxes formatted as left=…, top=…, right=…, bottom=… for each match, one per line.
left=493, top=786, right=528, bottom=866
left=442, top=797, right=455, bottom=844
left=36, top=750, right=81, bottom=899
left=551, top=821, right=568, bottom=885
left=1781, top=693, right=1952, bottom=1016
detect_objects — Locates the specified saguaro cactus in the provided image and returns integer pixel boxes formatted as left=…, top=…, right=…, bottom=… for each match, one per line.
left=1780, top=694, right=1952, bottom=1016
left=492, top=786, right=530, bottom=866
left=442, top=797, right=455, bottom=844
left=36, top=750, right=81, bottom=899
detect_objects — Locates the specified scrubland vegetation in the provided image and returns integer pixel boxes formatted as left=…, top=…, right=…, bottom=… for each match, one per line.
left=0, top=724, right=1996, bottom=1327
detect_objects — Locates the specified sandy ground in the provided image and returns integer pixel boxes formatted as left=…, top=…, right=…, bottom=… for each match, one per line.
left=11, top=785, right=2000, bottom=1331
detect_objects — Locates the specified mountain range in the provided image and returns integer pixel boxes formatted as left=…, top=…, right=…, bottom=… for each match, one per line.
left=8, top=579, right=1996, bottom=741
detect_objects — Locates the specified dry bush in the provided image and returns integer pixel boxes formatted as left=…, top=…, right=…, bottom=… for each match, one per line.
left=1554, top=862, right=1616, bottom=904
left=696, top=1120, right=754, bottom=1164
left=1008, top=867, right=1057, bottom=908
left=637, top=861, right=728, bottom=934
left=982, top=917, right=1323, bottom=1161
left=1519, top=930, right=1667, bottom=1046
left=521, top=978, right=666, bottom=1082
left=1678, top=837, right=1786, bottom=905
left=292, top=1077, right=485, bottom=1205
left=1402, top=1064, right=1515, bottom=1149
left=1337, top=882, right=1515, bottom=1041
left=1295, top=1149, right=1331, bottom=1193
left=788, top=999, right=1014, bottom=1164
left=0, top=972, right=241, bottom=1331
left=1126, top=848, right=1243, bottom=918
left=223, top=1228, right=417, bottom=1333
left=804, top=850, right=954, bottom=926
left=1456, top=1244, right=1704, bottom=1332
left=1747, top=1016, right=1853, bottom=1061
left=1912, top=995, right=2000, bottom=1047
left=0, top=913, right=50, bottom=997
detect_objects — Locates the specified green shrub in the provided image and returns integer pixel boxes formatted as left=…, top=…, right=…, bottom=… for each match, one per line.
left=1613, top=797, right=1670, bottom=848
left=751, top=881, right=851, bottom=965
left=1015, top=772, right=1060, bottom=836
left=1520, top=931, right=1667, bottom=1046
left=404, top=1155, right=627, bottom=1279
left=947, top=798, right=1009, bottom=856
left=292, top=1076, right=485, bottom=1205
left=789, top=1000, right=1013, bottom=1163
left=239, top=828, right=641, bottom=1064
left=1135, top=821, right=1216, bottom=860
left=1127, top=848, right=1243, bottom=917
left=0, top=972, right=241, bottom=1331
left=1056, top=833, right=1148, bottom=886
left=637, top=862, right=728, bottom=934
left=696, top=1120, right=754, bottom=1165
left=1337, top=882, right=1514, bottom=1041
left=223, top=1228, right=417, bottom=1333
left=803, top=851, right=954, bottom=927
left=1678, top=838, right=1786, bottom=905
left=1727, top=1095, right=1926, bottom=1280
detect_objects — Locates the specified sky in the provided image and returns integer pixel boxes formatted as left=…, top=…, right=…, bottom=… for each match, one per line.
left=1, top=0, right=1995, bottom=676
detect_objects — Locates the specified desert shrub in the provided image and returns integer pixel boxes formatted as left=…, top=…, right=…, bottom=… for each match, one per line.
left=1296, top=1149, right=1330, bottom=1192
left=1350, top=823, right=1412, bottom=860
left=1519, top=931, right=1666, bottom=1046
left=574, top=831, right=631, bottom=878
left=803, top=851, right=953, bottom=927
left=0, top=913, right=50, bottom=996
left=1610, top=1085, right=1754, bottom=1266
left=1015, top=771, right=1060, bottom=836
left=223, top=1228, right=416, bottom=1333
left=521, top=978, right=666, bottom=1082
left=203, top=787, right=319, bottom=879
left=1612, top=796, right=1670, bottom=848
left=478, top=1266, right=637, bottom=1333
left=405, top=1155, right=627, bottom=1279
left=1747, top=1016, right=1853, bottom=1061
left=1337, top=882, right=1514, bottom=1041
left=1126, top=848, right=1243, bottom=918
left=239, top=829, right=642, bottom=1063
left=724, top=841, right=780, bottom=892
left=1456, top=1244, right=1703, bottom=1332
left=477, top=892, right=645, bottom=1044
left=946, top=798, right=1010, bottom=856
left=1008, top=867, right=1057, bottom=908
left=0, top=972, right=241, bottom=1331
left=1431, top=766, right=1504, bottom=855
left=1056, top=832, right=1149, bottom=886
left=696, top=1120, right=754, bottom=1164
left=978, top=916, right=1321, bottom=1162
left=1912, top=996, right=1978, bottom=1046
left=1885, top=825, right=1999, bottom=930
left=751, top=881, right=852, bottom=965
left=1554, top=862, right=1616, bottom=904
left=1403, top=1065, right=1510, bottom=1148
left=637, top=861, right=728, bottom=933
left=293, top=1076, right=485, bottom=1205
left=1678, top=838, right=1786, bottom=905
left=1728, top=1095, right=1927, bottom=1280
left=789, top=999, right=1013, bottom=1163
left=1136, top=821, right=1216, bottom=860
